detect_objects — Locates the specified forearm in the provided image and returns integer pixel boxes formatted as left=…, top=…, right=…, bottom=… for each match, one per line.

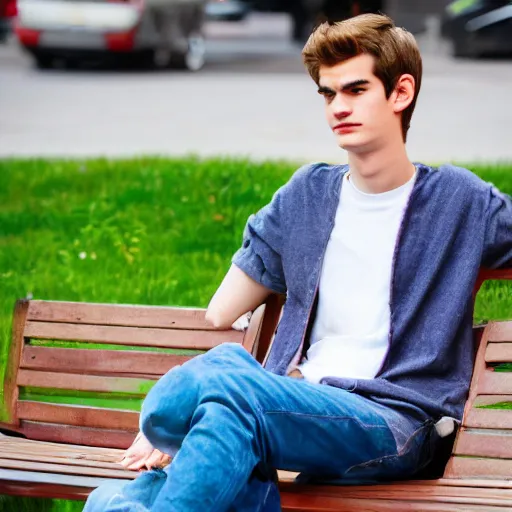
left=205, top=264, right=274, bottom=329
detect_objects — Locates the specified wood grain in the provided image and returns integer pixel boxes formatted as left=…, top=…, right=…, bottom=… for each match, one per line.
left=4, top=300, right=29, bottom=426
left=0, top=458, right=134, bottom=479
left=24, top=321, right=242, bottom=349
left=17, top=369, right=155, bottom=394
left=487, top=343, right=512, bottom=363
left=465, top=408, right=512, bottom=429
left=21, top=345, right=193, bottom=376
left=454, top=429, right=512, bottom=458
left=18, top=421, right=137, bottom=449
left=444, top=456, right=512, bottom=479
left=470, top=367, right=512, bottom=399
left=27, top=301, right=214, bottom=330
left=17, top=401, right=139, bottom=430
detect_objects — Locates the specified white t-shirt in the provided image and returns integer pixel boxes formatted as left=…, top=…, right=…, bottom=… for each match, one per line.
left=299, top=171, right=416, bottom=384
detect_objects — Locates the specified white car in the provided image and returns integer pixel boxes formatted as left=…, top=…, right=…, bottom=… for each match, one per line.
left=15, top=0, right=207, bottom=70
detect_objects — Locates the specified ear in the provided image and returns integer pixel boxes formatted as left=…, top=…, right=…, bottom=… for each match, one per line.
left=391, top=74, right=415, bottom=114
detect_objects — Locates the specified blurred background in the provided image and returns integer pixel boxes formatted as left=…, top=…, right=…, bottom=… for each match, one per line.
left=1, top=0, right=511, bottom=162
left=0, top=8, right=511, bottom=509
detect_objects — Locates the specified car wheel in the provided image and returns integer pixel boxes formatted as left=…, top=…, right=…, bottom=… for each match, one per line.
left=170, top=32, right=206, bottom=71
left=453, top=39, right=479, bottom=58
left=34, top=54, right=54, bottom=70
left=153, top=46, right=172, bottom=69
left=452, top=31, right=479, bottom=59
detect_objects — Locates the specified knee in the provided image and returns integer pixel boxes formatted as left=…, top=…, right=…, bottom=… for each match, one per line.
left=140, top=343, right=260, bottom=448
left=202, top=342, right=259, bottom=369
left=84, top=481, right=127, bottom=512
left=140, top=364, right=202, bottom=447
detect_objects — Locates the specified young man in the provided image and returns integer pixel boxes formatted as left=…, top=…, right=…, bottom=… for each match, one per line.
left=84, top=13, right=512, bottom=512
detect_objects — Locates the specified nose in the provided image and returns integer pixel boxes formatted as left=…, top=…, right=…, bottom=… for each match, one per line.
left=331, top=94, right=351, bottom=120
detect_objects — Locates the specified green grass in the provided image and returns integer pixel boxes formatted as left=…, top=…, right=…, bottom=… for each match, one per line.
left=0, top=157, right=511, bottom=511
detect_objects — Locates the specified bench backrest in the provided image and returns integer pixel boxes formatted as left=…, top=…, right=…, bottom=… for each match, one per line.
left=444, top=268, right=512, bottom=479
left=2, top=269, right=511, bottom=468
left=2, top=300, right=271, bottom=449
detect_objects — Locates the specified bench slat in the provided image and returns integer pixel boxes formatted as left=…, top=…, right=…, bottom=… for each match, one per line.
left=27, top=301, right=215, bottom=330
left=18, top=401, right=139, bottom=430
left=281, top=494, right=512, bottom=511
left=474, top=395, right=512, bottom=407
left=0, top=458, right=134, bottom=479
left=486, top=322, right=512, bottom=343
left=0, top=450, right=130, bottom=472
left=0, top=467, right=122, bottom=495
left=454, top=429, right=512, bottom=458
left=445, top=456, right=512, bottom=479
left=19, top=421, right=136, bottom=449
left=477, top=371, right=512, bottom=396
left=0, top=443, right=121, bottom=464
left=0, top=432, right=126, bottom=457
left=465, top=408, right=512, bottom=429
left=486, top=343, right=512, bottom=363
left=0, top=473, right=509, bottom=509
left=21, top=345, right=191, bottom=377
left=24, top=321, right=241, bottom=349
left=17, top=369, right=155, bottom=394
left=299, top=483, right=512, bottom=501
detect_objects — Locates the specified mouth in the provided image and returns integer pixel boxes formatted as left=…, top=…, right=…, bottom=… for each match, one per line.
left=333, top=123, right=361, bottom=134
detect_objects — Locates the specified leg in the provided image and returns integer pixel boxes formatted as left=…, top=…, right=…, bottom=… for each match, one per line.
left=139, top=343, right=428, bottom=511
left=83, top=470, right=167, bottom=512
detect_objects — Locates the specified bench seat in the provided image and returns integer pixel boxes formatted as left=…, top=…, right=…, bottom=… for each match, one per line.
left=1, top=435, right=512, bottom=510
left=0, top=269, right=510, bottom=509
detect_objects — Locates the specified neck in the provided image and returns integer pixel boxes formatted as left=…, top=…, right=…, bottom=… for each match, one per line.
left=347, top=141, right=415, bottom=194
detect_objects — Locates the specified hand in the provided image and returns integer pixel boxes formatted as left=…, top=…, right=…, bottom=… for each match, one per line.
left=231, top=312, right=252, bottom=331
left=287, top=369, right=304, bottom=379
left=119, top=432, right=171, bottom=471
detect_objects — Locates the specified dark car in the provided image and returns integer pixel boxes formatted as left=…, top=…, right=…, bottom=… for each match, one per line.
left=442, top=0, right=512, bottom=57
left=243, top=0, right=383, bottom=41
left=0, top=0, right=16, bottom=42
left=206, top=0, right=251, bottom=21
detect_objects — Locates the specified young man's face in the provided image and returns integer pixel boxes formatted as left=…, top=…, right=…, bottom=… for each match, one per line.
left=318, top=54, right=403, bottom=154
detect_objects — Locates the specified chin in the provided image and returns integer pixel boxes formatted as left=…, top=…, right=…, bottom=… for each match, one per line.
left=337, top=135, right=375, bottom=154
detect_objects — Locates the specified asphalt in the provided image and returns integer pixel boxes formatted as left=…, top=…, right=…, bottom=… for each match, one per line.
left=1, top=13, right=511, bottom=163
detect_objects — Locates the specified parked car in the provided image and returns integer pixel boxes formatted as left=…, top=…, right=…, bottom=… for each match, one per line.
left=441, top=0, right=512, bottom=57
left=244, top=0, right=383, bottom=42
left=15, top=0, right=207, bottom=70
left=206, top=0, right=251, bottom=21
left=0, top=0, right=16, bottom=42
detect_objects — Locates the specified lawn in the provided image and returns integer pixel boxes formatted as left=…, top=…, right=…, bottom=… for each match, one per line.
left=0, top=157, right=510, bottom=511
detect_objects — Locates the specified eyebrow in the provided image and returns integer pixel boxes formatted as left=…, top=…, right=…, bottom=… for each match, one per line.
left=317, top=79, right=371, bottom=94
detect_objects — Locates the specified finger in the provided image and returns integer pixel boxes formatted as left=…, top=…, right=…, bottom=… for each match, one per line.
left=144, top=450, right=163, bottom=470
left=120, top=452, right=148, bottom=469
left=145, top=450, right=171, bottom=470
left=125, top=457, right=149, bottom=471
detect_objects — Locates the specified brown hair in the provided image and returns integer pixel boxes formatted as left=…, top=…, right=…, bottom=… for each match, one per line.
left=302, top=14, right=422, bottom=141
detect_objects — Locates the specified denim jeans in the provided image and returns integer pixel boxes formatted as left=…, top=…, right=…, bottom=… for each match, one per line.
left=84, top=343, right=437, bottom=512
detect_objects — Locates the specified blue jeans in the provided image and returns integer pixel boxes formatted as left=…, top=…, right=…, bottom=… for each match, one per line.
left=84, top=343, right=437, bottom=512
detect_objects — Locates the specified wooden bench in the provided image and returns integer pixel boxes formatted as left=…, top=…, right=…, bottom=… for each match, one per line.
left=0, top=270, right=510, bottom=510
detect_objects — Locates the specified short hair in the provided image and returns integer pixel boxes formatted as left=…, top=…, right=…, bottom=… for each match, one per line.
left=302, top=14, right=422, bottom=141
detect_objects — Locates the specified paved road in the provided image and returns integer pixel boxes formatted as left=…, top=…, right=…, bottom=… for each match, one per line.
left=1, top=14, right=511, bottom=164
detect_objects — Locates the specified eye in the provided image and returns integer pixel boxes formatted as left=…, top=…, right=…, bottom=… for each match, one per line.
left=321, top=91, right=335, bottom=102
left=351, top=87, right=365, bottom=94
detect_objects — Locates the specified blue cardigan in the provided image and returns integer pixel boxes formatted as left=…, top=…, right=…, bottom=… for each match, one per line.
left=232, top=163, right=512, bottom=422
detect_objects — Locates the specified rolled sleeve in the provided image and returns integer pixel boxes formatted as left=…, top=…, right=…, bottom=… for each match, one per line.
left=232, top=191, right=287, bottom=295
left=482, top=185, right=512, bottom=269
